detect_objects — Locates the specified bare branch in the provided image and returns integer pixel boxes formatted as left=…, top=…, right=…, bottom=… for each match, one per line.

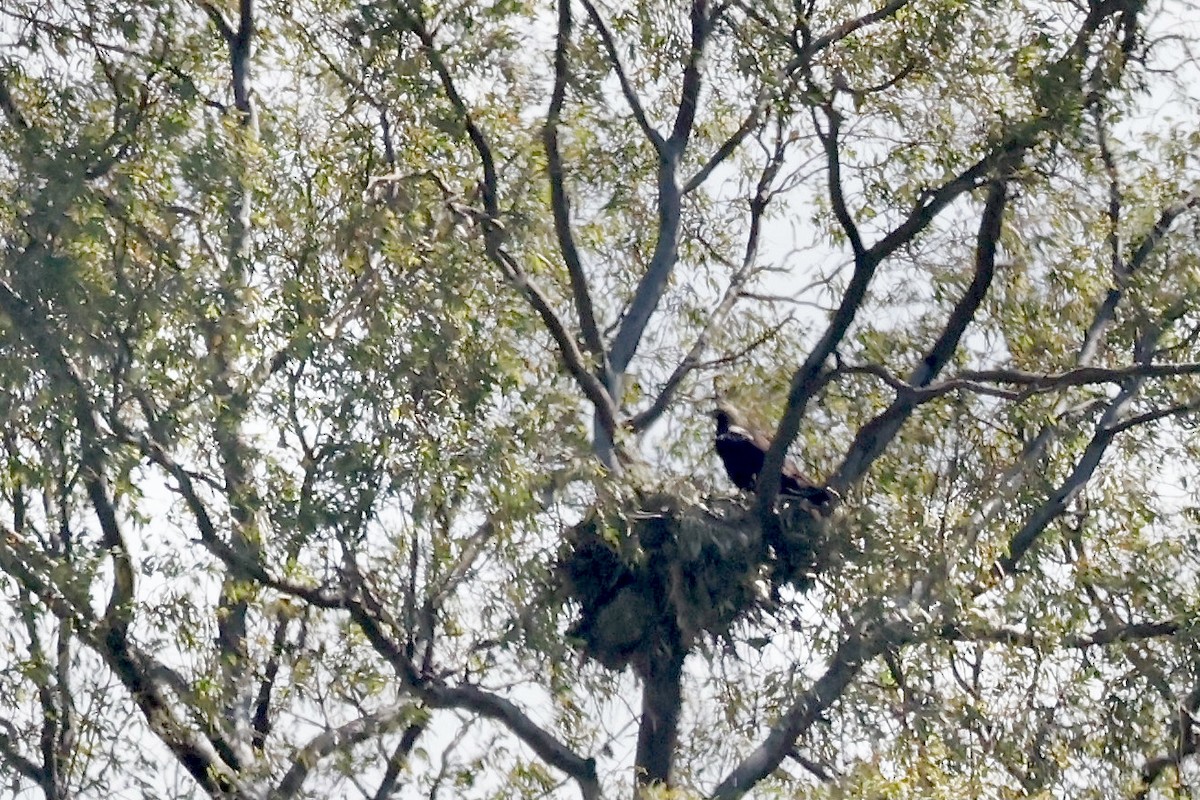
left=712, top=621, right=896, bottom=799
left=607, top=1, right=717, bottom=375
left=805, top=0, right=915, bottom=55
left=815, top=108, right=866, bottom=260
left=670, top=1, right=710, bottom=149
left=834, top=179, right=1009, bottom=488
left=0, top=719, right=47, bottom=790
left=631, top=119, right=791, bottom=432
left=579, top=0, right=665, bottom=152
left=426, top=684, right=600, bottom=800
left=271, top=703, right=418, bottom=800
left=543, top=0, right=607, bottom=361
left=399, top=8, right=620, bottom=455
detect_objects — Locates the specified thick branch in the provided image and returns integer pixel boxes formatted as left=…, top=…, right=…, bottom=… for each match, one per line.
left=495, top=251, right=620, bottom=440
left=606, top=1, right=716, bottom=374
left=670, top=1, right=709, bottom=149
left=345, top=601, right=601, bottom=800
left=429, top=685, right=600, bottom=800
left=834, top=179, right=1009, bottom=488
left=757, top=11, right=1118, bottom=524
left=630, top=122, right=790, bottom=432
left=0, top=720, right=48, bottom=791
left=817, top=108, right=866, bottom=260
left=711, top=623, right=893, bottom=799
left=544, top=0, right=607, bottom=361
left=271, top=703, right=418, bottom=800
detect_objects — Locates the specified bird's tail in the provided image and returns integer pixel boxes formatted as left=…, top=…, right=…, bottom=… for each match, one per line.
left=782, top=484, right=840, bottom=508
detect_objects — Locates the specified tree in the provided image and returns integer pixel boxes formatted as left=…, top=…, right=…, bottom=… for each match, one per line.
left=1, top=0, right=1199, bottom=797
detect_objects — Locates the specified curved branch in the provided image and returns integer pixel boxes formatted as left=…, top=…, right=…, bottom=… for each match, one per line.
left=711, top=621, right=898, bottom=799
left=428, top=684, right=600, bottom=800
left=544, top=0, right=607, bottom=362
left=815, top=108, right=866, bottom=260
left=0, top=719, right=47, bottom=790
left=579, top=0, right=664, bottom=152
left=834, top=179, right=1010, bottom=488
left=804, top=0, right=915, bottom=55
left=271, top=703, right=419, bottom=800
left=496, top=250, right=620, bottom=440
left=341, top=596, right=601, bottom=800
left=400, top=8, right=620, bottom=451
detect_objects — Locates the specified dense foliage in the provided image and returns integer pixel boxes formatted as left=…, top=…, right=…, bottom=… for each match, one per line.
left=2, top=0, right=1200, bottom=798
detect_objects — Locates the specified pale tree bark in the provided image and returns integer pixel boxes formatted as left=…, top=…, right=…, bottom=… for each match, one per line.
left=197, top=0, right=263, bottom=771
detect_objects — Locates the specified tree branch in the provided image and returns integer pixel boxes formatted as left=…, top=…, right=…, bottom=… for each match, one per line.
left=711, top=621, right=897, bottom=799
left=271, top=703, right=419, bottom=800
left=835, top=178, right=1010, bottom=489
left=399, top=7, right=620, bottom=456
left=0, top=719, right=48, bottom=791
left=939, top=619, right=1181, bottom=649
left=669, top=1, right=709, bottom=149
left=544, top=0, right=607, bottom=362
left=427, top=684, right=600, bottom=800
left=0, top=526, right=248, bottom=797
left=579, top=0, right=665, bottom=152
left=686, top=0, right=915, bottom=194
left=757, top=4, right=1126, bottom=526
left=607, top=1, right=716, bottom=375
left=370, top=722, right=426, bottom=800
left=631, top=117, right=790, bottom=432
left=996, top=350, right=1152, bottom=576
left=342, top=593, right=601, bottom=800
left=0, top=280, right=136, bottom=636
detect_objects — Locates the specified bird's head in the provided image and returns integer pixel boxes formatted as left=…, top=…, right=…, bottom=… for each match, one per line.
left=712, top=401, right=744, bottom=434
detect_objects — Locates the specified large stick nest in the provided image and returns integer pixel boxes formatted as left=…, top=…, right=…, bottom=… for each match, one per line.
left=558, top=493, right=832, bottom=672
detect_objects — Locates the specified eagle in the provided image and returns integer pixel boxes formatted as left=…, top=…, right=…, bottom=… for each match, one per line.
left=713, top=402, right=836, bottom=509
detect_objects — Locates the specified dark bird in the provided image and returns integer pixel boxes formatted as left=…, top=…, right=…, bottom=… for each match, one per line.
left=713, top=402, right=837, bottom=508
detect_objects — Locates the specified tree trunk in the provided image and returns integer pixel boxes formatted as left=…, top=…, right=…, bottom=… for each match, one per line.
left=633, top=634, right=685, bottom=793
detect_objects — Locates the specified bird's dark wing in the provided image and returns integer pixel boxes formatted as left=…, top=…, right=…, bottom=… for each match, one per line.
left=715, top=426, right=766, bottom=491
